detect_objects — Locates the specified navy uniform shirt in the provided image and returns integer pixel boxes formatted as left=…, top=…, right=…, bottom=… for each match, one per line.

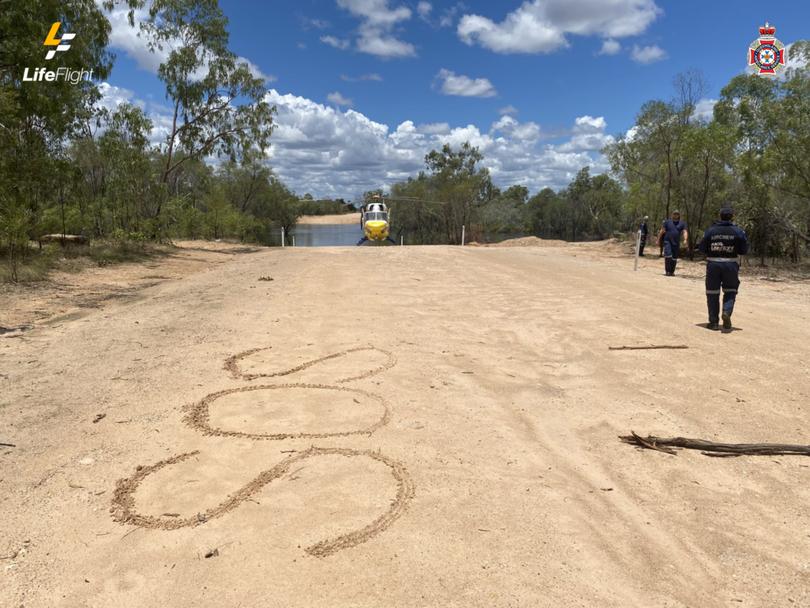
left=698, top=220, right=749, bottom=261
left=662, top=219, right=687, bottom=245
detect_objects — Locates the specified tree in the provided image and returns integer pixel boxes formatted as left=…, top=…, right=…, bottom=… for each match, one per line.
left=134, top=0, right=275, bottom=222
left=0, top=0, right=114, bottom=279
left=424, top=143, right=494, bottom=243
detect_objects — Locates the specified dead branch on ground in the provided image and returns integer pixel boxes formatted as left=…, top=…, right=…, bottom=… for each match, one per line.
left=620, top=431, right=810, bottom=456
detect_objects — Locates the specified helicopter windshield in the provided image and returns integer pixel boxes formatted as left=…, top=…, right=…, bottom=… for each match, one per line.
left=365, top=211, right=388, bottom=222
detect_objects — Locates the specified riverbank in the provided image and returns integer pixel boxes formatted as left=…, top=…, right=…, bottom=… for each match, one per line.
left=297, top=212, right=360, bottom=225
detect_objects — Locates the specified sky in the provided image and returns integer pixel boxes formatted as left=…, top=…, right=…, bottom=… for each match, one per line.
left=98, top=0, right=810, bottom=200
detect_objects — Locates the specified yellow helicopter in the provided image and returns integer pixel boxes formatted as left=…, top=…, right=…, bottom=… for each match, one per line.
left=358, top=195, right=397, bottom=245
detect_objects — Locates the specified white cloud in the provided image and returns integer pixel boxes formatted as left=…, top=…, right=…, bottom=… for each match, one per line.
left=499, top=105, right=518, bottom=115
left=458, top=0, right=661, bottom=54
left=321, top=35, right=351, bottom=50
left=97, top=82, right=139, bottom=112
left=786, top=41, right=810, bottom=73
left=630, top=44, right=667, bottom=64
left=435, top=69, right=497, bottom=98
left=356, top=32, right=416, bottom=57
left=417, top=2, right=432, bottom=18
left=558, top=115, right=614, bottom=151
left=335, top=0, right=417, bottom=57
left=337, top=0, right=411, bottom=25
left=327, top=91, right=354, bottom=107
left=97, top=82, right=173, bottom=146
left=417, top=122, right=451, bottom=135
left=574, top=115, right=607, bottom=131
left=438, top=3, right=466, bottom=28
left=341, top=73, right=384, bottom=82
left=302, top=17, right=331, bottom=30
left=691, top=98, right=717, bottom=122
left=106, top=6, right=165, bottom=72
left=599, top=39, right=621, bottom=55
left=104, top=5, right=274, bottom=81
left=100, top=80, right=615, bottom=199
left=260, top=89, right=612, bottom=198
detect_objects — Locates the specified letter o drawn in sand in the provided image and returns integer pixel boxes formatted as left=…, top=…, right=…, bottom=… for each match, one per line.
left=111, top=446, right=415, bottom=557
left=184, top=383, right=391, bottom=440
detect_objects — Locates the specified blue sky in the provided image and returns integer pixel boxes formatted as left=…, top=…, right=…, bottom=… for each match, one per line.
left=100, top=0, right=810, bottom=199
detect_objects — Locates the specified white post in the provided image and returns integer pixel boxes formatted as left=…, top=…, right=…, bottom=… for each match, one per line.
left=461, top=225, right=466, bottom=246
left=292, top=235, right=295, bottom=247
left=400, top=235, right=403, bottom=246
left=633, top=230, right=641, bottom=271
left=281, top=227, right=285, bottom=248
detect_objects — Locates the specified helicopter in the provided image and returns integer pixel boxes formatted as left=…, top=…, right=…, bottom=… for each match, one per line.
left=357, top=195, right=397, bottom=245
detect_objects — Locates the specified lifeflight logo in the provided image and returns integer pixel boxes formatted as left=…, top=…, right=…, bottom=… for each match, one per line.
left=43, top=22, right=75, bottom=60
left=21, top=22, right=93, bottom=83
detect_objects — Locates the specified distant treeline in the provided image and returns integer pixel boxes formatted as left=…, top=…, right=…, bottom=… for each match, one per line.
left=386, top=56, right=810, bottom=264
left=296, top=197, right=356, bottom=216
left=385, top=145, right=625, bottom=245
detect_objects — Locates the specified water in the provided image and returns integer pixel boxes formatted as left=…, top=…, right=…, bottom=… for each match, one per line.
left=290, top=223, right=363, bottom=247
left=286, top=224, right=529, bottom=247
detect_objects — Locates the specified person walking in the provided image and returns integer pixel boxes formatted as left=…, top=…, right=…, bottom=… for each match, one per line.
left=638, top=216, right=649, bottom=256
left=657, top=210, right=688, bottom=276
left=698, top=207, right=749, bottom=331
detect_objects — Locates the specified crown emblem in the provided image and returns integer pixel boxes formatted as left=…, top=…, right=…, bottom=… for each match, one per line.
left=748, top=21, right=787, bottom=76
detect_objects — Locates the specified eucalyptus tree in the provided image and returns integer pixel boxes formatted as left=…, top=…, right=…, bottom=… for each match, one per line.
left=118, top=0, right=276, bottom=223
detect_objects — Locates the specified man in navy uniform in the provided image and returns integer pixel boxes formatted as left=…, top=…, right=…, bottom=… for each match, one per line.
left=698, top=207, right=749, bottom=331
left=657, top=210, right=688, bottom=276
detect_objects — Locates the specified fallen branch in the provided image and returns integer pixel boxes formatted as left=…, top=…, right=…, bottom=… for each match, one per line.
left=609, top=345, right=689, bottom=351
left=0, top=442, right=15, bottom=448
left=620, top=431, right=810, bottom=456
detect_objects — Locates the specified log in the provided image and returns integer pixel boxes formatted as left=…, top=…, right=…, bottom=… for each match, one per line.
left=620, top=431, right=810, bottom=456
left=609, top=345, right=689, bottom=351
left=37, top=234, right=88, bottom=248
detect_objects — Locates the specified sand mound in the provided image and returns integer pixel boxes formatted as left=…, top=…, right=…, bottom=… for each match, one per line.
left=469, top=236, right=568, bottom=248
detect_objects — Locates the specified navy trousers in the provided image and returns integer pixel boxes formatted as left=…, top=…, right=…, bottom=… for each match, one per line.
left=705, top=261, right=740, bottom=323
left=663, top=240, right=679, bottom=274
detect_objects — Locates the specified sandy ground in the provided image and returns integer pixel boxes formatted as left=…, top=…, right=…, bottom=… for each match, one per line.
left=1, top=240, right=809, bottom=607
left=297, top=213, right=361, bottom=225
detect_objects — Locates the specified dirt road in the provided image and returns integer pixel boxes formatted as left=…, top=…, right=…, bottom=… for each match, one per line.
left=2, top=243, right=809, bottom=607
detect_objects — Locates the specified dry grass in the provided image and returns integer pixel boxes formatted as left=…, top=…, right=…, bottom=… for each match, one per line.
left=0, top=239, right=168, bottom=284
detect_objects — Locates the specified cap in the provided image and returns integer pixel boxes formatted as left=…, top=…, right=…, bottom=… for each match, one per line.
left=644, top=215, right=649, bottom=219
left=720, top=206, right=734, bottom=216
left=672, top=209, right=681, bottom=215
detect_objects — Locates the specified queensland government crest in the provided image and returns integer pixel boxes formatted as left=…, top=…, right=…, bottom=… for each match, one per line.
left=748, top=22, right=787, bottom=76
